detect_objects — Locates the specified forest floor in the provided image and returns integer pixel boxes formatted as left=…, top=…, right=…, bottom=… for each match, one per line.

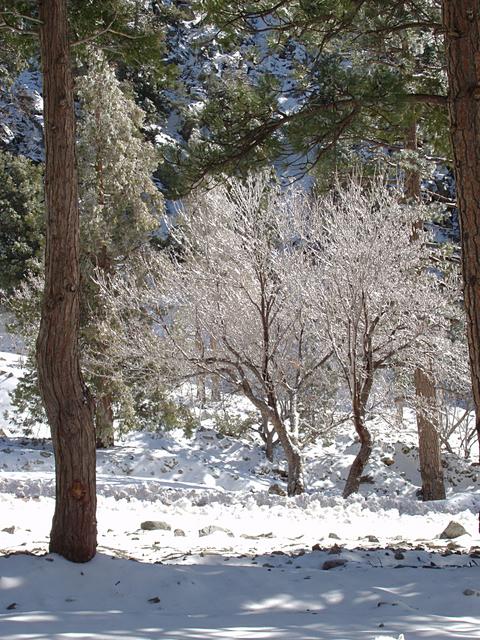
left=0, top=349, right=479, bottom=640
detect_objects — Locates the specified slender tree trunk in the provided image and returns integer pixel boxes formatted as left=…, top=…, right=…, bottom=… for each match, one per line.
left=36, top=0, right=97, bottom=562
left=289, top=390, right=300, bottom=441
left=443, top=0, right=480, bottom=462
left=270, top=407, right=304, bottom=496
left=241, top=380, right=304, bottom=495
left=210, top=338, right=221, bottom=401
left=260, top=414, right=275, bottom=462
left=210, top=374, right=221, bottom=401
left=415, top=368, right=446, bottom=500
left=91, top=247, right=115, bottom=450
left=405, top=119, right=446, bottom=500
left=343, top=406, right=372, bottom=499
left=195, top=326, right=206, bottom=406
left=95, top=392, right=114, bottom=448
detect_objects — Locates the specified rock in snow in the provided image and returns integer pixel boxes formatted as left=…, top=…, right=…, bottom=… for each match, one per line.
left=439, top=521, right=469, bottom=539
left=140, top=520, right=172, bottom=531
left=268, top=483, right=286, bottom=496
left=198, top=525, right=234, bottom=537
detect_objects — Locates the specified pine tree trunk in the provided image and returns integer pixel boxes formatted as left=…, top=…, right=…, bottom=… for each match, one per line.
left=36, top=0, right=97, bottom=562
left=443, top=1, right=480, bottom=462
left=343, top=409, right=372, bottom=499
left=405, top=119, right=446, bottom=500
left=95, top=393, right=114, bottom=449
left=415, top=368, right=446, bottom=500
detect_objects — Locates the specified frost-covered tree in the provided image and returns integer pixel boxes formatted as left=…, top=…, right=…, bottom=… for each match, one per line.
left=303, top=177, right=462, bottom=498
left=77, top=50, right=162, bottom=448
left=98, top=174, right=331, bottom=496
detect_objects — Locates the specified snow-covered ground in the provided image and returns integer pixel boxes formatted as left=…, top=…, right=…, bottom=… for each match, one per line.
left=1, top=350, right=479, bottom=640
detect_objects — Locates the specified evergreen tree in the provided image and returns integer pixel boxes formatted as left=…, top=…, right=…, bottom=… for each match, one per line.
left=77, top=50, right=163, bottom=448
left=163, top=0, right=447, bottom=191
left=0, top=151, right=44, bottom=292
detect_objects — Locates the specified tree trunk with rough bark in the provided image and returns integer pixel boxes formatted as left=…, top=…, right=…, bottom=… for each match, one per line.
left=443, top=0, right=480, bottom=462
left=36, top=0, right=97, bottom=562
left=405, top=119, right=446, bottom=500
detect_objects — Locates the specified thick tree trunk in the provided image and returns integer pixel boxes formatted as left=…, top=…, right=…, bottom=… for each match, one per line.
left=36, top=0, right=97, bottom=562
left=95, top=393, right=114, bottom=449
left=443, top=1, right=480, bottom=462
left=343, top=410, right=372, bottom=499
left=415, top=368, right=446, bottom=500
left=405, top=120, right=446, bottom=499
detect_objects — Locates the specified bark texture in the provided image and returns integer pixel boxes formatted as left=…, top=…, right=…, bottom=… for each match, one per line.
left=36, top=0, right=97, bottom=562
left=443, top=0, right=480, bottom=461
left=415, top=368, right=446, bottom=500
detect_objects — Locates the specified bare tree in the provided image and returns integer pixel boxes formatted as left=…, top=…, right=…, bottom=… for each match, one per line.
left=303, top=177, right=461, bottom=499
left=99, top=174, right=331, bottom=495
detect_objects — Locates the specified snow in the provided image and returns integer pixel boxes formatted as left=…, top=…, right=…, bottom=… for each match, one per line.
left=1, top=350, right=480, bottom=639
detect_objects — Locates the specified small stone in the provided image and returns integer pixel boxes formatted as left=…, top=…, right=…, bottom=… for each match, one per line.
left=440, top=521, right=469, bottom=539
left=198, top=525, right=233, bottom=537
left=366, top=535, right=379, bottom=543
left=322, top=559, right=347, bottom=570
left=40, top=451, right=52, bottom=458
left=381, top=457, right=395, bottom=466
left=262, top=563, right=275, bottom=568
left=174, top=529, right=186, bottom=537
left=463, top=589, right=477, bottom=596
left=328, top=543, right=343, bottom=555
left=328, top=532, right=340, bottom=540
left=312, top=543, right=323, bottom=552
left=268, top=483, right=286, bottom=496
left=6, top=603, right=16, bottom=610
left=2, top=526, right=15, bottom=534
left=394, top=550, right=405, bottom=560
left=447, top=541, right=460, bottom=550
left=148, top=596, right=161, bottom=603
left=141, top=521, right=171, bottom=531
